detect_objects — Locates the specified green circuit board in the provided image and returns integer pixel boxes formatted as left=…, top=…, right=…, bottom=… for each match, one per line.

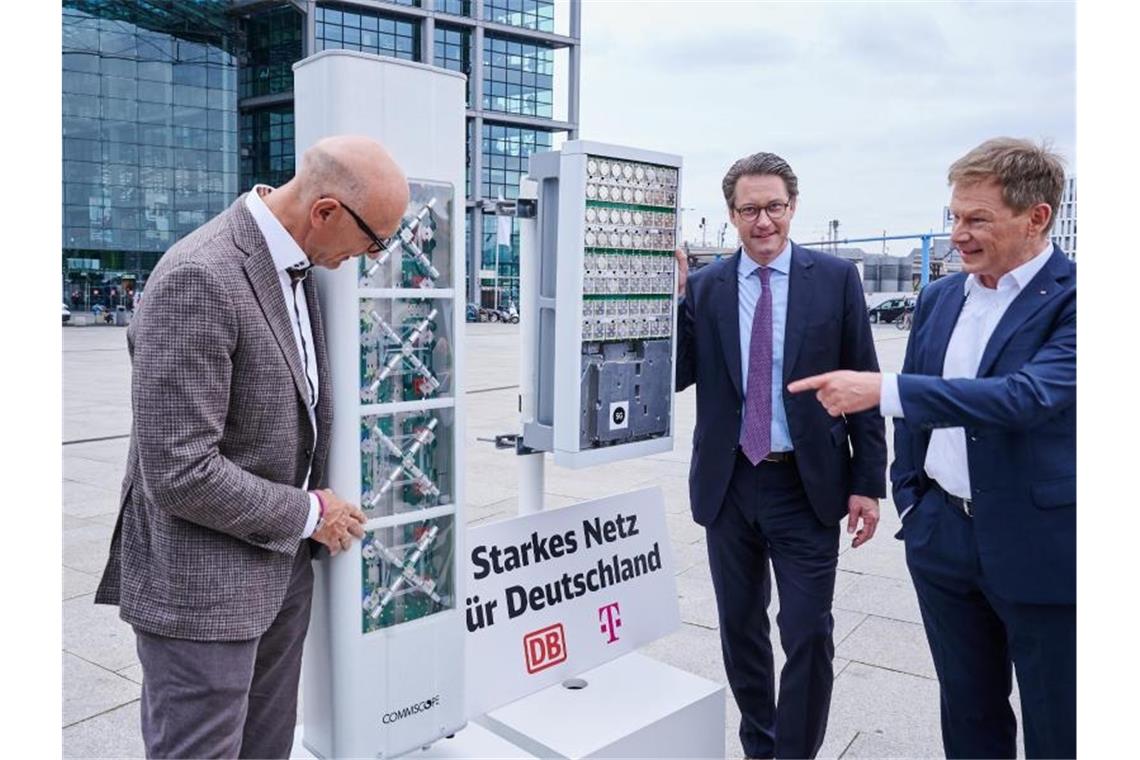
left=359, top=410, right=453, bottom=518
left=360, top=517, right=454, bottom=633
left=359, top=298, right=453, bottom=404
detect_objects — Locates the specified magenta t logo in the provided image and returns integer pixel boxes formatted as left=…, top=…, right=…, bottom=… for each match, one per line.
left=598, top=601, right=622, bottom=643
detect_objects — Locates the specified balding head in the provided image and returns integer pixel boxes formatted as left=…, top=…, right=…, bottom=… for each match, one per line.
left=297, top=135, right=409, bottom=230
left=270, top=135, right=410, bottom=269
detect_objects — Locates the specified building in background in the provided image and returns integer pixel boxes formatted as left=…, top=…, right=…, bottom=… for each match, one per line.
left=62, top=0, right=581, bottom=311
left=1052, top=175, right=1076, bottom=259
left=907, top=238, right=960, bottom=285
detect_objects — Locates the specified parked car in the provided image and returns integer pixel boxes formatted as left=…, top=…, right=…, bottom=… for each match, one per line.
left=868, top=296, right=915, bottom=324
left=466, top=302, right=479, bottom=322
left=62, top=302, right=71, bottom=324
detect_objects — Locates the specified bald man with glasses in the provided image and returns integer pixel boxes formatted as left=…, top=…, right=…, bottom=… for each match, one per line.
left=96, top=135, right=410, bottom=759
left=675, top=152, right=886, bottom=759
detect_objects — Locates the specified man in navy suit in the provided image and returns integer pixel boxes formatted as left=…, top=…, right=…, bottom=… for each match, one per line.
left=790, top=138, right=1075, bottom=759
left=675, top=152, right=887, bottom=759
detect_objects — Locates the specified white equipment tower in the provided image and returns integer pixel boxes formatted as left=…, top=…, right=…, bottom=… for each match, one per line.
left=521, top=142, right=682, bottom=469
left=293, top=51, right=467, bottom=759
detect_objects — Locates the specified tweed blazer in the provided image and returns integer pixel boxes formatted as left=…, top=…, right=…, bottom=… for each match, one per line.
left=95, top=195, right=334, bottom=641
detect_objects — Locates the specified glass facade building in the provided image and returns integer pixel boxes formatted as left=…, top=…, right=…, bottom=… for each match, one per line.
left=315, top=4, right=419, bottom=60
left=62, top=0, right=240, bottom=310
left=60, top=0, right=579, bottom=311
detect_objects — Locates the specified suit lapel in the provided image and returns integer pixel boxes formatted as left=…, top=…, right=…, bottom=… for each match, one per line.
left=782, top=244, right=815, bottom=382
left=230, top=197, right=311, bottom=405
left=976, top=246, right=1070, bottom=377
left=305, top=274, right=333, bottom=440
left=714, top=250, right=744, bottom=400
left=926, top=276, right=968, bottom=375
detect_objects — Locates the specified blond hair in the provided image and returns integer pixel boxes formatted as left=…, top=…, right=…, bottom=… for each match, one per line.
left=948, top=138, right=1066, bottom=231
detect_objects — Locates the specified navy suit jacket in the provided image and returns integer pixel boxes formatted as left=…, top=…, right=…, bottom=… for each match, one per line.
left=677, top=244, right=887, bottom=527
left=892, top=245, right=1075, bottom=605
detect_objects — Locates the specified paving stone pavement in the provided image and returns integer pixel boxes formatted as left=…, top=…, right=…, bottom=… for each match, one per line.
left=62, top=322, right=997, bottom=759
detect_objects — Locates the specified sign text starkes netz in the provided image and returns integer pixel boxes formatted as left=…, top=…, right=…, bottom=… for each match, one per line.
left=465, top=513, right=664, bottom=632
left=381, top=695, right=440, bottom=725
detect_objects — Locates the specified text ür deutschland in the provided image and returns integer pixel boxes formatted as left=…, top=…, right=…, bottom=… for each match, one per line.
left=504, top=543, right=664, bottom=618
left=470, top=514, right=640, bottom=579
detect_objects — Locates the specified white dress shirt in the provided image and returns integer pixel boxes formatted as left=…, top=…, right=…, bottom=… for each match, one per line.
left=881, top=240, right=1054, bottom=512
left=245, top=186, right=322, bottom=538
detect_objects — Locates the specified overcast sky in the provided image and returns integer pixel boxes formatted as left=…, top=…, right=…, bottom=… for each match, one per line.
left=571, top=1, right=1075, bottom=255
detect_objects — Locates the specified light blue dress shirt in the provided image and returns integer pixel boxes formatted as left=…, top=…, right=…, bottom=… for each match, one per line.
left=738, top=242, right=794, bottom=452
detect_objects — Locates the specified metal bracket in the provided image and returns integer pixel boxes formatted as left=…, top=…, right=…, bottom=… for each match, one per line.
left=475, top=432, right=540, bottom=455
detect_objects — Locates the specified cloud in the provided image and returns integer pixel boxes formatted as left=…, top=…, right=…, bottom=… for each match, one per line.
left=577, top=0, right=1076, bottom=245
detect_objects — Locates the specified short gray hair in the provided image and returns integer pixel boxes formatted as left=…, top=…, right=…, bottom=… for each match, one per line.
left=948, top=138, right=1066, bottom=232
left=722, top=152, right=799, bottom=209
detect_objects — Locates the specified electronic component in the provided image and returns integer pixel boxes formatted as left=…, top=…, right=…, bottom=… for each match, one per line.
left=523, top=141, right=681, bottom=468
left=360, top=518, right=454, bottom=633
left=359, top=298, right=452, bottom=404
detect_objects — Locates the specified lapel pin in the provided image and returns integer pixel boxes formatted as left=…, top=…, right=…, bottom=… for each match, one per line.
left=1040, top=289, right=1047, bottom=295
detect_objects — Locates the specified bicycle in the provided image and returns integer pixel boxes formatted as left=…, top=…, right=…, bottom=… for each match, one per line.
left=895, top=309, right=914, bottom=331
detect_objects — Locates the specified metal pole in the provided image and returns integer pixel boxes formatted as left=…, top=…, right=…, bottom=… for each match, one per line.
left=420, top=0, right=434, bottom=65
left=920, top=235, right=931, bottom=289
left=516, top=177, right=544, bottom=515
left=567, top=0, right=581, bottom=138
left=470, top=8, right=486, bottom=307
left=494, top=222, right=501, bottom=311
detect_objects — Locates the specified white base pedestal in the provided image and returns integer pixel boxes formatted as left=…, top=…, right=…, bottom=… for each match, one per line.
left=477, top=653, right=725, bottom=759
left=292, top=722, right=537, bottom=759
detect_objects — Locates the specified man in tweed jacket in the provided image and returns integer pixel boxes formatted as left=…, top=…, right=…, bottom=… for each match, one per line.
left=96, top=135, right=410, bottom=758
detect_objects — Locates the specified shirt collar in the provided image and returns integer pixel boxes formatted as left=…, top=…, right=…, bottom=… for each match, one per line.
left=245, top=185, right=311, bottom=273
left=964, top=239, right=1054, bottom=296
left=738, top=239, right=793, bottom=279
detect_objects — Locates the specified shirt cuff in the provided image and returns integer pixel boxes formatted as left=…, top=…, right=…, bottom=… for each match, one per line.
left=899, top=504, right=915, bottom=521
left=880, top=372, right=905, bottom=418
left=301, top=492, right=321, bottom=539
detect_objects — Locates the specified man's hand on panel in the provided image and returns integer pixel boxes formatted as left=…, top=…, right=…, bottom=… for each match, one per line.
left=311, top=489, right=367, bottom=556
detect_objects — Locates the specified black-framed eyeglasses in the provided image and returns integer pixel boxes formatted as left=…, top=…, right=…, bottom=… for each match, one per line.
left=734, top=201, right=791, bottom=222
left=323, top=195, right=395, bottom=255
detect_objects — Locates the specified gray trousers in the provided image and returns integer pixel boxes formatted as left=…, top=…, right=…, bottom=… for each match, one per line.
left=134, top=543, right=313, bottom=759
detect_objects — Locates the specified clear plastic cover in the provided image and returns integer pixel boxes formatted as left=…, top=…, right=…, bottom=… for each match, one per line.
left=358, top=180, right=454, bottom=289
left=360, top=516, right=455, bottom=633
left=359, top=408, right=454, bottom=518
left=359, top=297, right=455, bottom=404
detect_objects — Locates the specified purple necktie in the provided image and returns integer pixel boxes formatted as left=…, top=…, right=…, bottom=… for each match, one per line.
left=740, top=267, right=772, bottom=465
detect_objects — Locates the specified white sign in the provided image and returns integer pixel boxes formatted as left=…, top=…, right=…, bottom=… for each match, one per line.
left=464, top=487, right=680, bottom=716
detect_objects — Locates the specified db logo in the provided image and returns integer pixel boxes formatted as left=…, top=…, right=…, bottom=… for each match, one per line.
left=523, top=623, right=567, bottom=674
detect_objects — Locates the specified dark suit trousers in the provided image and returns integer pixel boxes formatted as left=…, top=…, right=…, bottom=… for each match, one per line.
left=706, top=453, right=840, bottom=760
left=134, top=543, right=314, bottom=759
left=903, top=487, right=1076, bottom=759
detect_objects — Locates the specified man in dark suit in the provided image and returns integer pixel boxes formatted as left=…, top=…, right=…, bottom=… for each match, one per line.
left=96, top=135, right=410, bottom=758
left=675, top=152, right=887, bottom=759
left=790, top=138, right=1075, bottom=759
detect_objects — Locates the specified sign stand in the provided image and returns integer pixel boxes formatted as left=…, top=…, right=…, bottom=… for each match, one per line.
left=470, top=172, right=725, bottom=759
